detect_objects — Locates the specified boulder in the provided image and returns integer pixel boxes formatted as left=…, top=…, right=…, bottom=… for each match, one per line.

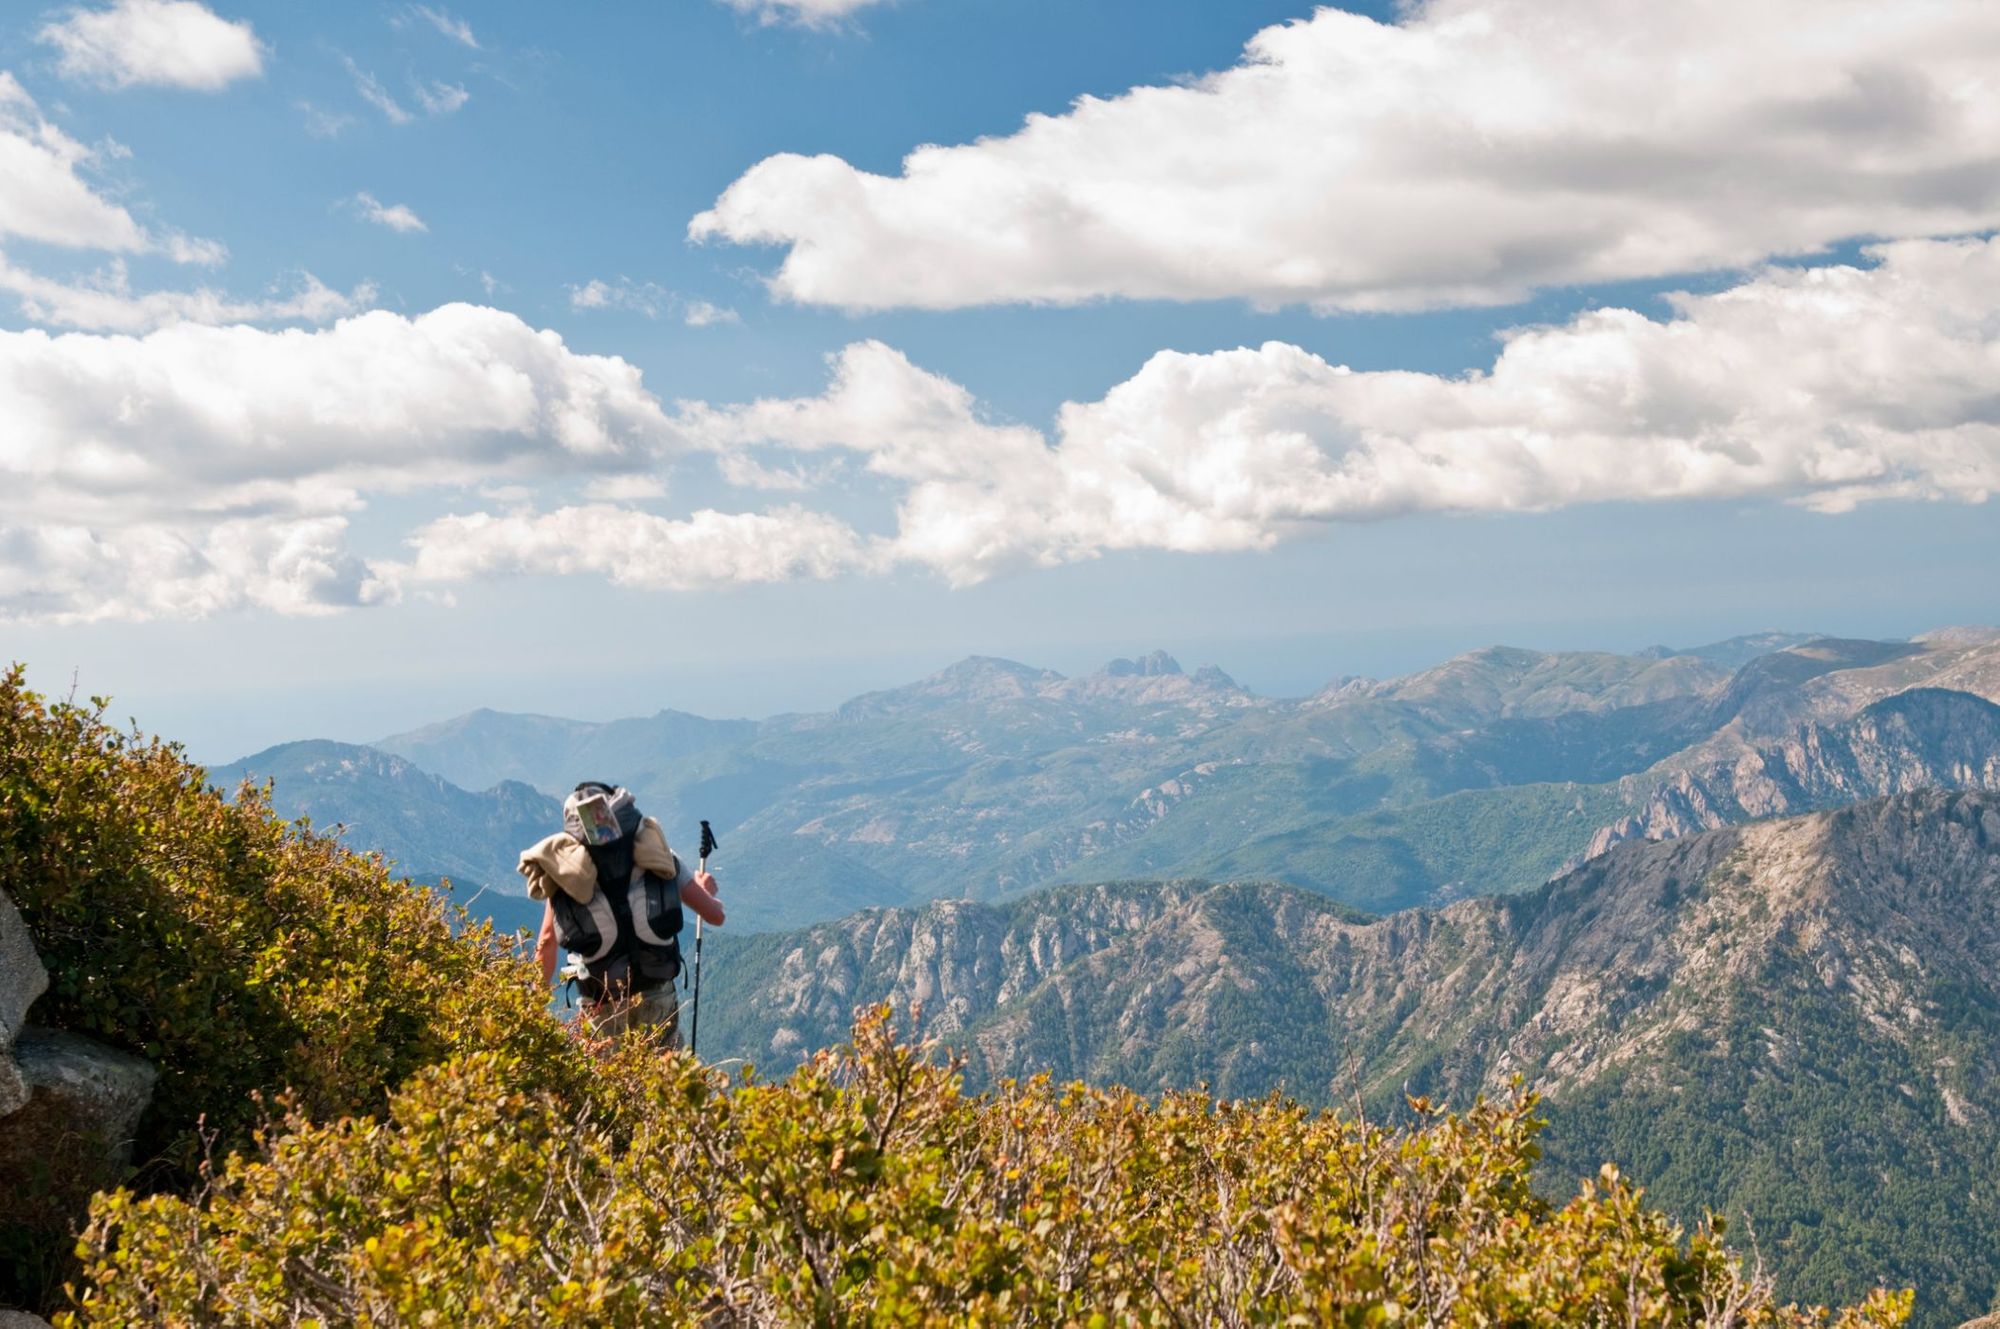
left=0, top=1025, right=156, bottom=1321
left=0, top=1026, right=159, bottom=1280
left=0, top=1028, right=158, bottom=1179
left=0, top=1060, right=25, bottom=1131
left=0, top=1312, right=54, bottom=1328
left=0, top=891, right=49, bottom=1115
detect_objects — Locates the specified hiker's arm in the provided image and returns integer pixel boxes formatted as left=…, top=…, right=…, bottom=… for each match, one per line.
left=679, top=860, right=725, bottom=927
left=535, top=901, right=559, bottom=984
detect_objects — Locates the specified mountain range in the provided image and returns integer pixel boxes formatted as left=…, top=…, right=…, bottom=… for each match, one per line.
left=699, top=789, right=2000, bottom=1325
left=217, top=626, right=2000, bottom=933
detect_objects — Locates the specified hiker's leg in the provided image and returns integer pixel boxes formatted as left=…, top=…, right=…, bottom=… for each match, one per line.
left=580, top=988, right=677, bottom=1048
left=633, top=985, right=681, bottom=1050
left=582, top=992, right=638, bottom=1039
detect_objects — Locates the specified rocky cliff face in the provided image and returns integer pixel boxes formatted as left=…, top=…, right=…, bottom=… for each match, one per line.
left=1587, top=687, right=2000, bottom=858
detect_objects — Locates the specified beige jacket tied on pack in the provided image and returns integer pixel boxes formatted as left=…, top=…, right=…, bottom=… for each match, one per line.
left=518, top=817, right=679, bottom=902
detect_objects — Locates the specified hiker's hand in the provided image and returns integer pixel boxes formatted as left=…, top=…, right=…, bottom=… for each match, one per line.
left=682, top=871, right=725, bottom=926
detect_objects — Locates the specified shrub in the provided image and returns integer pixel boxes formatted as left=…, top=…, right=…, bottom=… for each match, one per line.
left=66, top=1009, right=1910, bottom=1327
left=0, top=664, right=590, bottom=1315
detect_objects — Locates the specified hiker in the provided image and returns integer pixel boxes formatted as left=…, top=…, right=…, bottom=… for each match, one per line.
left=518, top=782, right=725, bottom=1047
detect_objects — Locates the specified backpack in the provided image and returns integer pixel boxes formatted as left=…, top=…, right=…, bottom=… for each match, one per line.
left=548, top=782, right=683, bottom=1002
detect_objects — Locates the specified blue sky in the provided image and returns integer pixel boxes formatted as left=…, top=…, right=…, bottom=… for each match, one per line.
left=1, top=0, right=1996, bottom=759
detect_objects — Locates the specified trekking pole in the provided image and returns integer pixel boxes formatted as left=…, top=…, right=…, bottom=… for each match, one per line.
left=690, top=819, right=716, bottom=1056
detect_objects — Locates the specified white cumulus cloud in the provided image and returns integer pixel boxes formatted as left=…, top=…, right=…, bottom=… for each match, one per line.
left=0, top=517, right=378, bottom=623
left=0, top=305, right=679, bottom=621
left=675, top=237, right=2000, bottom=582
left=10, top=240, right=1998, bottom=621
left=38, top=0, right=262, bottom=92
left=569, top=277, right=671, bottom=318
left=0, top=71, right=221, bottom=260
left=0, top=255, right=374, bottom=332
left=693, top=0, right=2000, bottom=312
left=352, top=191, right=427, bottom=234
left=389, top=505, right=873, bottom=593
left=719, top=0, right=892, bottom=30
left=683, top=299, right=740, bottom=328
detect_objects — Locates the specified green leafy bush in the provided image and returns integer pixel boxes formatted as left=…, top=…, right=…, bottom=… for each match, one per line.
left=67, top=1010, right=1908, bottom=1327
left=0, top=665, right=582, bottom=1176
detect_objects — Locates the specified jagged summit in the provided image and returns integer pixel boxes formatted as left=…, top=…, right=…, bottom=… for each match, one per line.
left=1091, top=651, right=1243, bottom=692
left=1098, top=650, right=1183, bottom=678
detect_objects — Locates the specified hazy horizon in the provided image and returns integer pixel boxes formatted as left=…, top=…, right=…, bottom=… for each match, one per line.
left=15, top=601, right=1990, bottom=765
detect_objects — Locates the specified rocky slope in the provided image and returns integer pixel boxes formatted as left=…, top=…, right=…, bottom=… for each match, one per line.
left=704, top=790, right=2000, bottom=1324
left=1587, top=687, right=2000, bottom=855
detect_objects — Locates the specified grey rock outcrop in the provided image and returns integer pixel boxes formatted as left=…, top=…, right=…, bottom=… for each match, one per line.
left=0, top=892, right=50, bottom=1116
left=0, top=887, right=159, bottom=1305
left=1585, top=686, right=2000, bottom=862
left=0, top=1028, right=157, bottom=1177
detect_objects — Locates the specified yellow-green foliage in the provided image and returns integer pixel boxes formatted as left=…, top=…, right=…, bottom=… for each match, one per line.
left=0, top=666, right=581, bottom=1176
left=69, top=1010, right=1909, bottom=1327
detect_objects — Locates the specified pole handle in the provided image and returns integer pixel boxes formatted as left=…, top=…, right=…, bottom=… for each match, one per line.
left=695, top=854, right=707, bottom=935
left=690, top=850, right=708, bottom=1054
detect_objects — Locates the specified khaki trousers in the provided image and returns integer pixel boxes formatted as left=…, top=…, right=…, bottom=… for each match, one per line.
left=582, top=983, right=681, bottom=1049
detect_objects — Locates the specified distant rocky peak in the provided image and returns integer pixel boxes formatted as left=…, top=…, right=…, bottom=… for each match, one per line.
left=1308, top=675, right=1378, bottom=704
left=1100, top=650, right=1183, bottom=678
left=1912, top=624, right=2000, bottom=647
left=936, top=655, right=1059, bottom=684
left=834, top=655, right=1067, bottom=714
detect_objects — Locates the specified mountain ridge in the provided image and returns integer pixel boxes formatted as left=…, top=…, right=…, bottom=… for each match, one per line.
left=255, top=627, right=2000, bottom=931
